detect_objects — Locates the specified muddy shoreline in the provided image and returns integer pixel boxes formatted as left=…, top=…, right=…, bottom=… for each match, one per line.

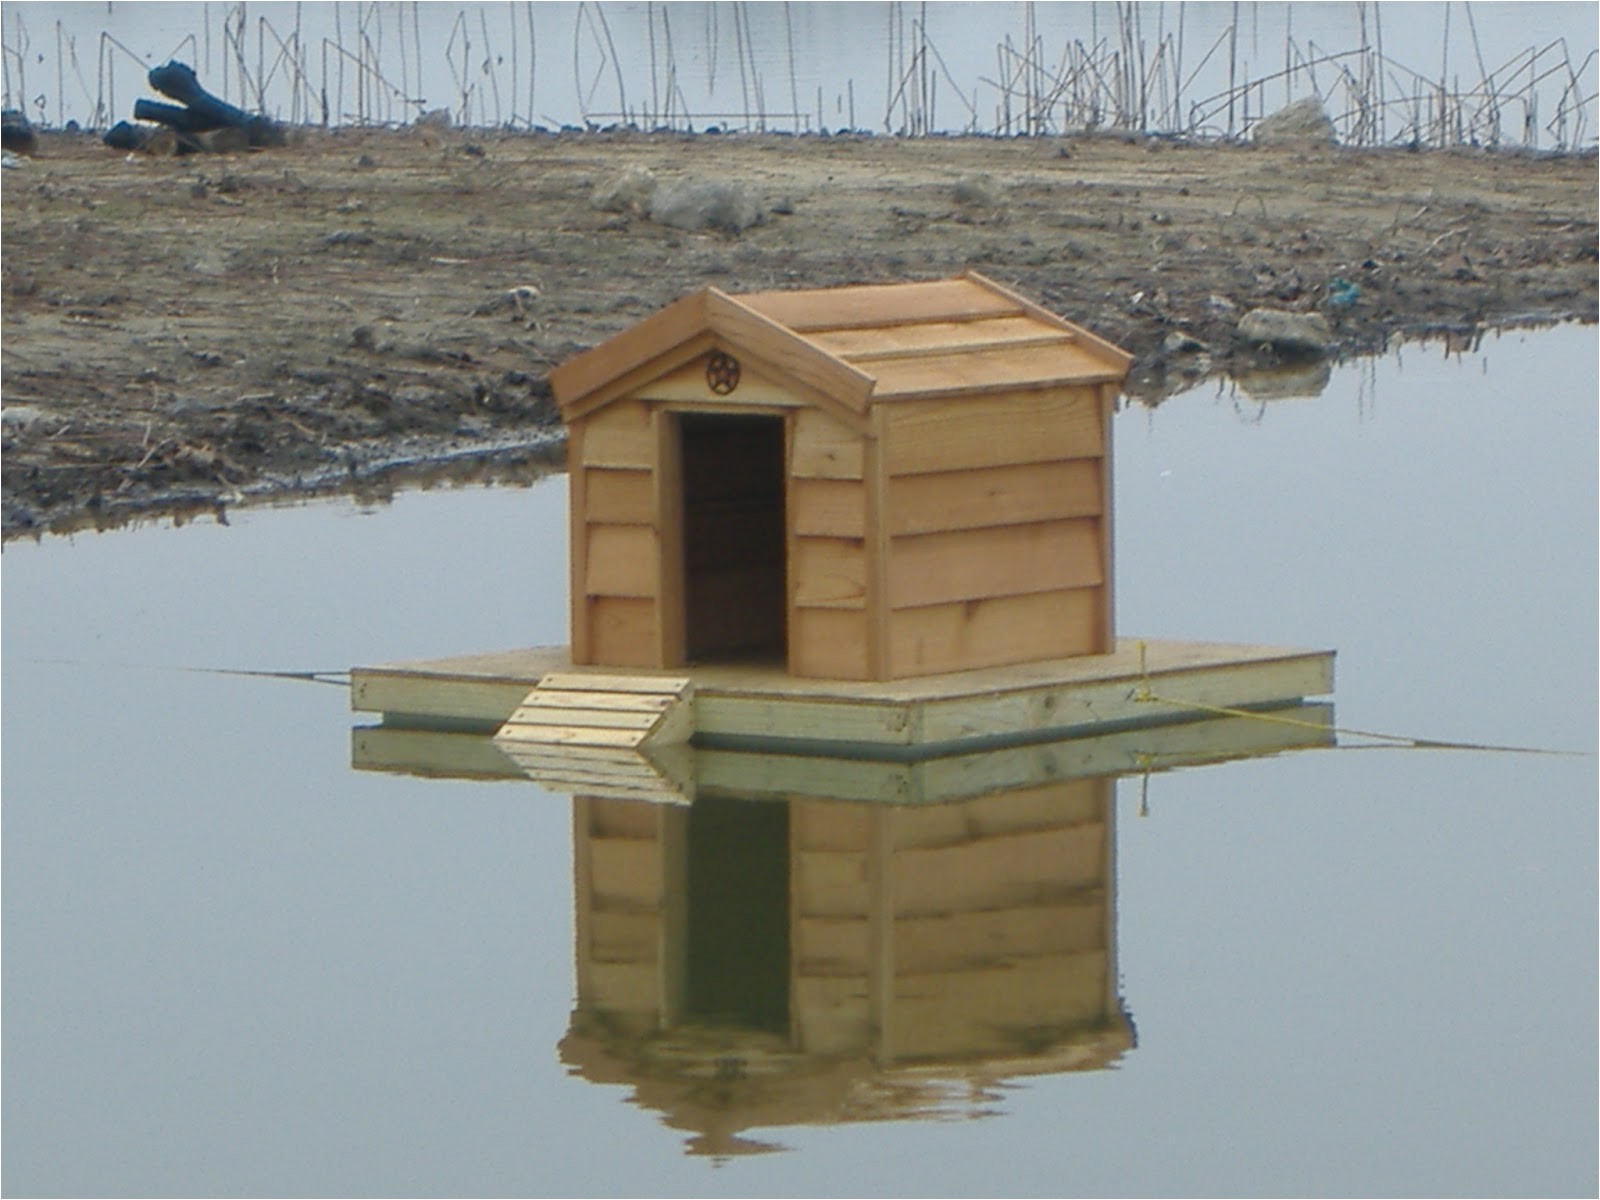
left=3, top=126, right=1594, bottom=540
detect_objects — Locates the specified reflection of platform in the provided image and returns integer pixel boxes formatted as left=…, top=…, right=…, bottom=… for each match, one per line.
left=354, top=702, right=1335, bottom=803
left=352, top=637, right=1333, bottom=755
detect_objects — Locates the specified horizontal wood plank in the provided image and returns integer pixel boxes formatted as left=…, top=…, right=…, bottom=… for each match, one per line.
left=888, top=519, right=1102, bottom=608
left=889, top=956, right=1112, bottom=1059
left=787, top=608, right=872, bottom=679
left=887, top=459, right=1101, bottom=536
left=585, top=797, right=663, bottom=838
left=793, top=849, right=870, bottom=916
left=893, top=825, right=1107, bottom=914
left=538, top=673, right=689, bottom=695
left=887, top=588, right=1101, bottom=677
left=791, top=536, right=868, bottom=609
left=588, top=839, right=663, bottom=904
left=794, top=915, right=872, bottom=976
left=577, top=398, right=655, bottom=469
left=882, top=387, right=1103, bottom=475
left=502, top=706, right=663, bottom=731
left=793, top=976, right=872, bottom=1056
left=585, top=525, right=658, bottom=598
left=792, top=802, right=874, bottom=850
left=893, top=902, right=1109, bottom=971
left=587, top=596, right=657, bottom=667
left=584, top=468, right=655, bottom=525
left=871, top=340, right=1126, bottom=398
left=790, top=406, right=865, bottom=480
left=889, top=780, right=1107, bottom=848
left=807, top=314, right=1073, bottom=360
left=741, top=278, right=1022, bottom=332
left=791, top=477, right=867, bottom=538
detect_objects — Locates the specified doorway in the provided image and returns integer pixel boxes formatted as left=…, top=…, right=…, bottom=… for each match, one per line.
left=683, top=795, right=790, bottom=1031
left=676, top=412, right=787, bottom=664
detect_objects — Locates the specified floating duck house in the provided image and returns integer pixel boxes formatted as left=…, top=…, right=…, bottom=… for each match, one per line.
left=351, top=274, right=1334, bottom=756
left=551, top=271, right=1130, bottom=680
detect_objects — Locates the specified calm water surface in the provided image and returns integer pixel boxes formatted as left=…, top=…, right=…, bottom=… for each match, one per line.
left=3, top=325, right=1595, bottom=1196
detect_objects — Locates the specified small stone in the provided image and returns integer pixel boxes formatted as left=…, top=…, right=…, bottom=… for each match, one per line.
left=1236, top=307, right=1333, bottom=356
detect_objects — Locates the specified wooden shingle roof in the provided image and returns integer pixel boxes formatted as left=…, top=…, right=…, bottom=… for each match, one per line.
left=549, top=271, right=1132, bottom=422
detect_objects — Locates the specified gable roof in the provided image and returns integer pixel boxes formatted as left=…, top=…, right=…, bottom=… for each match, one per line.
left=548, top=271, right=1132, bottom=423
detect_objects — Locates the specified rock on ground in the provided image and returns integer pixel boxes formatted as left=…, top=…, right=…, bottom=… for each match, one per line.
left=1252, top=96, right=1337, bottom=147
left=648, top=179, right=762, bottom=233
left=1236, top=307, right=1334, bottom=355
left=591, top=164, right=657, bottom=213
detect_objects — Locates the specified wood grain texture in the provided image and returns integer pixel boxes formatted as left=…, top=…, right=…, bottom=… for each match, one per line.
left=791, top=536, right=868, bottom=609
left=580, top=398, right=655, bottom=469
left=740, top=277, right=1022, bottom=331
left=587, top=596, right=657, bottom=666
left=791, top=477, right=867, bottom=538
left=887, top=518, right=1102, bottom=608
left=787, top=607, right=871, bottom=679
left=882, top=388, right=1102, bottom=475
left=790, top=406, right=866, bottom=480
left=887, top=588, right=1101, bottom=677
left=586, top=524, right=658, bottom=598
left=585, top=467, right=654, bottom=526
left=886, top=459, right=1101, bottom=536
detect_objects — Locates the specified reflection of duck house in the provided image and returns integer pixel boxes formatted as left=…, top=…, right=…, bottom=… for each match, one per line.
left=562, top=778, right=1128, bottom=1156
left=352, top=273, right=1333, bottom=751
left=351, top=701, right=1335, bottom=1156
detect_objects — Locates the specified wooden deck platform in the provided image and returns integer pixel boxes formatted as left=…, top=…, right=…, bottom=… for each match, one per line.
left=351, top=637, right=1334, bottom=757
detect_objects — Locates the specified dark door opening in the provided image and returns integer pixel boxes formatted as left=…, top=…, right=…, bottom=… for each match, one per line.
left=677, top=412, right=787, bottom=663
left=683, top=795, right=791, bottom=1032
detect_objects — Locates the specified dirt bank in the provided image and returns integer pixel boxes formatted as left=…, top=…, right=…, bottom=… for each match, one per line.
left=2, top=126, right=1594, bottom=539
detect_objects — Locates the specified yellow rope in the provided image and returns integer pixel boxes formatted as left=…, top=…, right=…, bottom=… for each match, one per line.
left=1131, top=640, right=1588, bottom=759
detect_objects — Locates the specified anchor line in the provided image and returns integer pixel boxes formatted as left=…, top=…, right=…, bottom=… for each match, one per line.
left=1130, top=640, right=1590, bottom=760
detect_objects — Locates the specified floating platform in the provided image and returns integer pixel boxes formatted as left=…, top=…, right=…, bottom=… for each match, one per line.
left=351, top=637, right=1334, bottom=759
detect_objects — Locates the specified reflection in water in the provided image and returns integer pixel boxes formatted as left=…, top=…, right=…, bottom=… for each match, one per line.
left=562, top=777, right=1129, bottom=1157
left=356, top=703, right=1334, bottom=1157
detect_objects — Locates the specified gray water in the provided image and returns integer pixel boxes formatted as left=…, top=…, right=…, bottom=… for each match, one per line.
left=3, top=324, right=1595, bottom=1196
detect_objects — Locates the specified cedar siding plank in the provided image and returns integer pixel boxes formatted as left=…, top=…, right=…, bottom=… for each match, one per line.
left=580, top=398, right=655, bottom=469
left=807, top=314, right=1071, bottom=359
left=588, top=596, right=657, bottom=666
left=870, top=341, right=1126, bottom=398
left=586, top=525, right=658, bottom=598
left=790, top=406, right=866, bottom=480
left=791, top=536, right=868, bottom=609
left=887, top=518, right=1102, bottom=608
left=882, top=388, right=1102, bottom=475
left=740, top=278, right=1022, bottom=331
left=585, top=468, right=655, bottom=525
left=792, top=477, right=868, bottom=538
left=788, top=608, right=871, bottom=679
left=886, top=460, right=1101, bottom=536
left=887, top=588, right=1102, bottom=676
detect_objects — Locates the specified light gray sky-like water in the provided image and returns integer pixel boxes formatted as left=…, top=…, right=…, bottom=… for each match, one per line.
left=2, top=324, right=1595, bottom=1196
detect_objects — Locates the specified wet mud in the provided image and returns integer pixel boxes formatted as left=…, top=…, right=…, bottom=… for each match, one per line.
left=2, top=126, right=1594, bottom=538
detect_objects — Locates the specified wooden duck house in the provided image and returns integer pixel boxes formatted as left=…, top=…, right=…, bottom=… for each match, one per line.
left=549, top=272, right=1133, bottom=682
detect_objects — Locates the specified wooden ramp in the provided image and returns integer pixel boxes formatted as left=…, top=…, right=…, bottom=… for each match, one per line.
left=492, top=674, right=696, bottom=804
left=494, top=742, right=696, bottom=806
left=493, top=673, right=694, bottom=750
